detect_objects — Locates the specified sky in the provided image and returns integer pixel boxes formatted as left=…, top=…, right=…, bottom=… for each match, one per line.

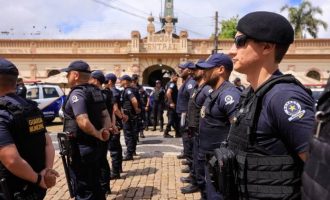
left=0, top=0, right=329, bottom=39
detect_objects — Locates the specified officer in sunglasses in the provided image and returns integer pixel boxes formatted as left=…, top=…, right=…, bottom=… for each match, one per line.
left=226, top=11, right=315, bottom=199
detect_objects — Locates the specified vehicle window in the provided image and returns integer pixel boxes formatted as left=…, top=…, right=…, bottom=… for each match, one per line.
left=26, top=88, right=39, bottom=100
left=43, top=87, right=59, bottom=98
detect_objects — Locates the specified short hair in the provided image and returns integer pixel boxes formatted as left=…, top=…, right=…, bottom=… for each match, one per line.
left=78, top=71, right=91, bottom=82
left=0, top=74, right=18, bottom=89
left=275, top=44, right=290, bottom=63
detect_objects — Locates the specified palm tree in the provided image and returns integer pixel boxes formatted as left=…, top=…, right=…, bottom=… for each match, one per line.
left=281, top=0, right=328, bottom=38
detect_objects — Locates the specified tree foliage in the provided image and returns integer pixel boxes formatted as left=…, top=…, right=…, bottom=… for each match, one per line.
left=219, top=15, right=239, bottom=39
left=281, top=0, right=328, bottom=38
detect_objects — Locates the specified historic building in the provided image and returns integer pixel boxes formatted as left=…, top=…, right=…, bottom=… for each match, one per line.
left=0, top=1, right=329, bottom=85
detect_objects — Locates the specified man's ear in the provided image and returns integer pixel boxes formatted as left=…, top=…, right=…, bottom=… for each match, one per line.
left=217, top=66, right=225, bottom=75
left=263, top=42, right=275, bottom=55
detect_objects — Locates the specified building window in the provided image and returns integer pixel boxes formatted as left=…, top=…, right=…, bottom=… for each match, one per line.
left=306, top=70, right=321, bottom=81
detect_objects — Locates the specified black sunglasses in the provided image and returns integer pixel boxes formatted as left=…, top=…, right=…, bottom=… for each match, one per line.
left=234, top=35, right=250, bottom=48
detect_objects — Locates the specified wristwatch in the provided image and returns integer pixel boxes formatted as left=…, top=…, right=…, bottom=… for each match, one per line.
left=35, top=174, right=42, bottom=185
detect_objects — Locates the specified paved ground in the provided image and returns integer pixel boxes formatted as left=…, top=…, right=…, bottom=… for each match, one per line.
left=45, top=119, right=201, bottom=200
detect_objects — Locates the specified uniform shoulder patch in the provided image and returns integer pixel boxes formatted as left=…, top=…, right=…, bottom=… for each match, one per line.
left=71, top=95, right=79, bottom=103
left=187, top=84, right=193, bottom=89
left=127, top=89, right=132, bottom=95
left=170, top=83, right=175, bottom=88
left=224, top=95, right=234, bottom=105
left=208, top=89, right=213, bottom=94
left=283, top=100, right=305, bottom=121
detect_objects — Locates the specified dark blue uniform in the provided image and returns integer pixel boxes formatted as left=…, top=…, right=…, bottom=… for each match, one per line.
left=109, top=87, right=123, bottom=176
left=139, top=89, right=149, bottom=131
left=177, top=77, right=196, bottom=166
left=187, top=84, right=212, bottom=195
left=0, top=94, right=47, bottom=199
left=16, top=83, right=27, bottom=98
left=63, top=84, right=107, bottom=200
left=165, top=81, right=179, bottom=135
left=228, top=72, right=315, bottom=199
left=152, top=88, right=165, bottom=131
left=199, top=81, right=241, bottom=199
left=121, top=87, right=140, bottom=158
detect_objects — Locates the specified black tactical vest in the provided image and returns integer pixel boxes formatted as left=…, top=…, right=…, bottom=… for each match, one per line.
left=120, top=87, right=139, bottom=116
left=63, top=84, right=106, bottom=146
left=187, top=84, right=208, bottom=129
left=0, top=97, right=46, bottom=192
left=302, top=80, right=330, bottom=200
left=228, top=75, right=309, bottom=200
left=199, top=83, right=232, bottom=152
left=102, top=88, right=113, bottom=117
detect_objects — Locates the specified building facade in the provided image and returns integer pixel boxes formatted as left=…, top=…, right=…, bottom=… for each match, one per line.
left=0, top=16, right=329, bottom=85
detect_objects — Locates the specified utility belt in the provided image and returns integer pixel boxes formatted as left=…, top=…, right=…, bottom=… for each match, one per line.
left=123, top=109, right=138, bottom=119
left=0, top=178, right=46, bottom=200
left=206, top=141, right=238, bottom=200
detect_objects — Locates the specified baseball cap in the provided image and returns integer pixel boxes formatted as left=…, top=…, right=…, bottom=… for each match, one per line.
left=0, top=58, right=19, bottom=76
left=119, top=75, right=132, bottom=81
left=196, top=53, right=233, bottom=71
left=61, top=60, right=91, bottom=73
left=91, top=70, right=105, bottom=84
left=179, top=61, right=196, bottom=69
left=105, top=73, right=117, bottom=83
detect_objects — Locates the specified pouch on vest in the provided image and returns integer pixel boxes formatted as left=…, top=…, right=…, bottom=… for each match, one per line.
left=207, top=141, right=239, bottom=200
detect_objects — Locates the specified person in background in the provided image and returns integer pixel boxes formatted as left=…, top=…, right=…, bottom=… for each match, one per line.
left=16, top=77, right=27, bottom=98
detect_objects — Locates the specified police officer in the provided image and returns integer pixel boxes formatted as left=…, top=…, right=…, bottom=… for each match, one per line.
left=164, top=73, right=179, bottom=138
left=227, top=11, right=315, bottom=199
left=0, top=58, right=59, bottom=199
left=62, top=60, right=111, bottom=200
left=302, top=78, right=330, bottom=200
left=16, top=77, right=27, bottom=98
left=89, top=70, right=115, bottom=195
left=151, top=80, right=165, bottom=132
left=139, top=86, right=149, bottom=138
left=104, top=73, right=124, bottom=179
left=176, top=62, right=196, bottom=174
left=233, top=77, right=245, bottom=92
left=196, top=53, right=241, bottom=199
left=180, top=61, right=213, bottom=195
left=120, top=75, right=141, bottom=161
left=131, top=74, right=144, bottom=141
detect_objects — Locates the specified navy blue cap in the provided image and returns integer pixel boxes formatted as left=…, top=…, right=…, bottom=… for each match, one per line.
left=131, top=74, right=139, bottom=81
left=119, top=75, right=132, bottom=81
left=91, top=70, right=105, bottom=84
left=61, top=60, right=91, bottom=73
left=105, top=73, right=117, bottom=83
left=179, top=61, right=196, bottom=69
left=0, top=58, right=19, bottom=76
left=196, top=53, right=233, bottom=71
left=237, top=11, right=294, bottom=44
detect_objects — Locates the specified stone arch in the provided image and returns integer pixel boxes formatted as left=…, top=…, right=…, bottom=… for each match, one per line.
left=306, top=69, right=321, bottom=81
left=142, top=64, right=175, bottom=87
left=47, top=69, right=60, bottom=77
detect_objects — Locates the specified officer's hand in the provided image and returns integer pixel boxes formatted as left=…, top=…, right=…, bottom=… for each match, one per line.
left=122, top=114, right=128, bottom=122
left=170, top=103, right=175, bottom=109
left=145, top=106, right=149, bottom=111
left=44, top=169, right=59, bottom=188
left=112, top=126, right=119, bottom=134
left=99, top=128, right=110, bottom=141
left=39, top=175, right=48, bottom=189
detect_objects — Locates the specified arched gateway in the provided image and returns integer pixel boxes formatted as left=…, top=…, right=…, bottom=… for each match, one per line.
left=142, top=64, right=175, bottom=87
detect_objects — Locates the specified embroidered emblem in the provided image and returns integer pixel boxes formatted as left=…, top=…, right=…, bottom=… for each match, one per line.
left=283, top=100, right=305, bottom=121
left=71, top=95, right=79, bottom=103
left=224, top=95, right=234, bottom=105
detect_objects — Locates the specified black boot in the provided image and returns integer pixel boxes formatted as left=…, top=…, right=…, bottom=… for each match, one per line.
left=152, top=126, right=156, bottom=131
left=180, top=184, right=199, bottom=194
left=140, top=131, right=145, bottom=138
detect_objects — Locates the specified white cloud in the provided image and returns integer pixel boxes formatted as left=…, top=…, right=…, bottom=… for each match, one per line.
left=0, top=0, right=329, bottom=39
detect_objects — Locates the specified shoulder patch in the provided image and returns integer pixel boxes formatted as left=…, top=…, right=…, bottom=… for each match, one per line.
left=187, top=84, right=193, bottom=89
left=170, top=83, right=175, bottom=88
left=208, top=89, right=213, bottom=93
left=127, top=90, right=132, bottom=95
left=224, top=95, right=234, bottom=105
left=71, top=95, right=79, bottom=103
left=283, top=100, right=305, bottom=121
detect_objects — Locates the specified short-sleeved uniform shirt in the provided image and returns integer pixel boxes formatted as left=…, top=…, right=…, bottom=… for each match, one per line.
left=64, top=88, right=89, bottom=121
left=256, top=71, right=315, bottom=155
left=110, top=87, right=121, bottom=107
left=167, top=81, right=178, bottom=105
left=176, top=77, right=196, bottom=113
left=0, top=94, right=32, bottom=147
left=195, top=84, right=213, bottom=108
left=120, top=87, right=137, bottom=110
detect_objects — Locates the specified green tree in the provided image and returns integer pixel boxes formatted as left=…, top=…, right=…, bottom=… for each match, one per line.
left=219, top=15, right=239, bottom=39
left=281, top=0, right=328, bottom=38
